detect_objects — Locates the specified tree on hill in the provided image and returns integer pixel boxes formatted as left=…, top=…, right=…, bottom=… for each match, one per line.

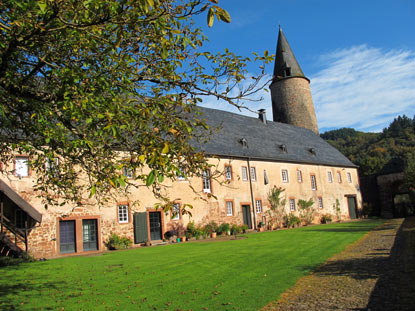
left=321, top=115, right=415, bottom=176
left=0, top=0, right=272, bottom=208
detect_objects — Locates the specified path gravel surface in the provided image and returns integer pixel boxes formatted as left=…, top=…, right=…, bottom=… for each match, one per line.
left=261, top=217, right=415, bottom=311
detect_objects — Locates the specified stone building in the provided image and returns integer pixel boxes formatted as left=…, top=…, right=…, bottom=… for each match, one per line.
left=0, top=28, right=362, bottom=258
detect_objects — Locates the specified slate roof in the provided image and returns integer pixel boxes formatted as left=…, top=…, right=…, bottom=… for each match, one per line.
left=192, top=107, right=357, bottom=168
left=272, top=27, right=307, bottom=82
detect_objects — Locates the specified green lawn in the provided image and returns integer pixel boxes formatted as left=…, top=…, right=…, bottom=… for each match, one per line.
left=1, top=220, right=383, bottom=311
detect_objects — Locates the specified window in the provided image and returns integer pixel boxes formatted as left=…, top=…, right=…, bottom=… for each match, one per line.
left=250, top=167, right=256, bottom=182
left=347, top=172, right=352, bottom=183
left=203, top=169, right=211, bottom=193
left=118, top=204, right=129, bottom=223
left=328, top=171, right=333, bottom=183
left=337, top=172, right=342, bottom=183
left=226, top=201, right=234, bottom=216
left=318, top=197, right=323, bottom=209
left=225, top=165, right=232, bottom=180
left=177, top=166, right=185, bottom=181
left=172, top=203, right=180, bottom=220
left=289, top=199, right=296, bottom=211
left=264, top=170, right=269, bottom=185
left=281, top=169, right=289, bottom=183
left=297, top=170, right=302, bottom=183
left=255, top=200, right=262, bottom=213
left=241, top=166, right=248, bottom=181
left=15, top=156, right=29, bottom=177
left=123, top=166, right=133, bottom=178
left=310, top=175, right=317, bottom=190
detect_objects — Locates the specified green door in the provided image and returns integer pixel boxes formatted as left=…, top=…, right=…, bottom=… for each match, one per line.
left=347, top=197, right=357, bottom=219
left=242, top=205, right=252, bottom=229
left=133, top=212, right=148, bottom=244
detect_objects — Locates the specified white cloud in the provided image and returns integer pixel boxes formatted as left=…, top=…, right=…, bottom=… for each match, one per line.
left=311, top=45, right=415, bottom=132
left=199, top=45, right=415, bottom=133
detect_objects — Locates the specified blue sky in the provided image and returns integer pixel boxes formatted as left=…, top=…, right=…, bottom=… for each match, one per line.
left=196, top=0, right=415, bottom=133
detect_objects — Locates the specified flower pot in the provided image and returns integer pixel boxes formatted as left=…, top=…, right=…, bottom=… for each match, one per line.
left=211, top=232, right=217, bottom=238
left=176, top=238, right=181, bottom=243
left=181, top=237, right=187, bottom=242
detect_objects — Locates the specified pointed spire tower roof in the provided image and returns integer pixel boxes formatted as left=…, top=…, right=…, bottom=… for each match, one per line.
left=272, top=26, right=308, bottom=82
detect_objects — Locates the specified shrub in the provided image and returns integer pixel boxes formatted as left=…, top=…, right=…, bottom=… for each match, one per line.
left=241, top=224, right=248, bottom=233
left=230, top=224, right=241, bottom=236
left=298, top=198, right=315, bottom=225
left=321, top=214, right=332, bottom=224
left=186, top=221, right=197, bottom=238
left=284, top=213, right=301, bottom=228
left=218, top=223, right=231, bottom=235
left=203, top=221, right=218, bottom=234
left=107, top=233, right=132, bottom=250
left=267, top=186, right=287, bottom=228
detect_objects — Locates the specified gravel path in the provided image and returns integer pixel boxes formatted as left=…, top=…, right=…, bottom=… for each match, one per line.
left=261, top=217, right=415, bottom=311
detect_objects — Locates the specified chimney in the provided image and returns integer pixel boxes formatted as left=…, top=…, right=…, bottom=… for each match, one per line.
left=258, top=109, right=267, bottom=124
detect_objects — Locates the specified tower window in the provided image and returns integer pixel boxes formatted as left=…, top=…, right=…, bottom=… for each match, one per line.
left=285, top=67, right=291, bottom=77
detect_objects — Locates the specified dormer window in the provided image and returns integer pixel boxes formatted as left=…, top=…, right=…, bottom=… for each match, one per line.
left=279, top=144, right=287, bottom=153
left=239, top=138, right=248, bottom=148
left=309, top=148, right=316, bottom=155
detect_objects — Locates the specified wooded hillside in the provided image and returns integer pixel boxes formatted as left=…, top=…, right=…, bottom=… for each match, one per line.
left=321, top=115, right=415, bottom=176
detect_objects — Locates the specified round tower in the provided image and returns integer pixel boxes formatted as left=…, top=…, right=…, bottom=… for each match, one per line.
left=269, top=27, right=319, bottom=134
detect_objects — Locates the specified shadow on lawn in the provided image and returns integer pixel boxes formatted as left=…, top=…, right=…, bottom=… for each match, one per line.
left=0, top=276, right=62, bottom=311
left=299, top=217, right=415, bottom=310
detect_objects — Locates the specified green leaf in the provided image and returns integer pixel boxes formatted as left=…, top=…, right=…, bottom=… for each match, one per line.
left=146, top=170, right=156, bottom=186
left=162, top=143, right=169, bottom=154
left=38, top=1, right=47, bottom=13
left=216, top=8, right=231, bottom=23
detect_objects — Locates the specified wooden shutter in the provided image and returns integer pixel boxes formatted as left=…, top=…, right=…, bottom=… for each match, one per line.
left=133, top=212, right=148, bottom=244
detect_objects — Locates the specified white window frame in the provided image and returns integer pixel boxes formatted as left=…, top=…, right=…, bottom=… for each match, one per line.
left=225, top=165, right=232, bottom=180
left=123, top=166, right=133, bottom=178
left=255, top=200, right=262, bottom=213
left=328, top=171, right=333, bottom=183
left=250, top=167, right=256, bottom=182
left=297, top=170, right=302, bottom=183
left=203, top=169, right=211, bottom=193
left=347, top=172, right=352, bottom=183
left=282, top=169, right=289, bottom=183
left=226, top=201, right=233, bottom=216
left=311, top=175, right=317, bottom=190
left=118, top=204, right=129, bottom=223
left=318, top=197, right=323, bottom=209
left=337, top=172, right=342, bottom=183
left=172, top=203, right=180, bottom=220
left=15, top=156, right=29, bottom=177
left=289, top=199, right=296, bottom=211
left=241, top=166, right=248, bottom=181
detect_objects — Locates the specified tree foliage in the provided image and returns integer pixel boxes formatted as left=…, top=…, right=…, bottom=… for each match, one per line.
left=321, top=115, right=415, bottom=176
left=266, top=186, right=286, bottom=228
left=0, top=0, right=272, bottom=207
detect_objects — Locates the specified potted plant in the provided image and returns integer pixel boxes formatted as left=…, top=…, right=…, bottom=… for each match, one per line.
left=257, top=221, right=264, bottom=232
left=219, top=223, right=231, bottom=236
left=321, top=214, right=332, bottom=224
left=204, top=221, right=218, bottom=238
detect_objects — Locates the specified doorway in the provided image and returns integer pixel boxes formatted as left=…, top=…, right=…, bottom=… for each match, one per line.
left=82, top=219, right=98, bottom=251
left=241, top=204, right=252, bottom=229
left=59, top=220, right=76, bottom=254
left=149, top=212, right=162, bottom=241
left=347, top=196, right=357, bottom=219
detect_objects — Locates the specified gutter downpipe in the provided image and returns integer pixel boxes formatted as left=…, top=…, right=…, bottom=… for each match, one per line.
left=247, top=158, right=257, bottom=230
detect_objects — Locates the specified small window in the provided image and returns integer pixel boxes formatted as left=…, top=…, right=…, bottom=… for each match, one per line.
left=289, top=199, right=296, bottom=211
left=225, top=165, right=232, bottom=180
left=328, top=171, right=333, bottom=183
left=285, top=67, right=291, bottom=77
left=310, top=175, right=317, bottom=190
left=297, top=170, right=302, bottom=183
left=337, top=172, right=342, bottom=183
left=203, top=169, right=211, bottom=193
left=347, top=172, right=352, bottom=183
left=250, top=167, right=256, bottom=182
left=15, top=156, right=29, bottom=177
left=118, top=204, right=129, bottom=223
left=241, top=166, right=248, bottom=181
left=226, top=201, right=234, bottom=216
left=264, top=170, right=269, bottom=185
left=46, top=158, right=59, bottom=171
left=255, top=200, right=262, bottom=213
left=279, top=144, right=287, bottom=153
left=172, top=203, right=180, bottom=220
left=123, top=166, right=133, bottom=178
left=282, top=169, right=289, bottom=183
left=177, top=166, right=185, bottom=181
left=318, top=197, right=323, bottom=209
